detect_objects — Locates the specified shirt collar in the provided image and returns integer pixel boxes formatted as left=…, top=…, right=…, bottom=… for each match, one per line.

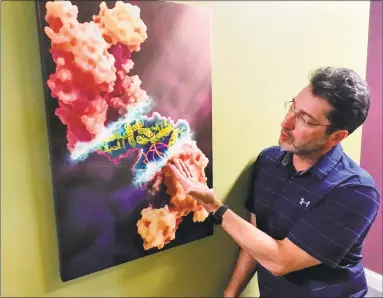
left=281, top=144, right=344, bottom=179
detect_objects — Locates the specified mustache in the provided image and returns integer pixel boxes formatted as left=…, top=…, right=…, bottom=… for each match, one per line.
left=281, top=129, right=293, bottom=137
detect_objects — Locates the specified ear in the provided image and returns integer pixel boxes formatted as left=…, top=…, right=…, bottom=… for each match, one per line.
left=330, top=129, right=349, bottom=144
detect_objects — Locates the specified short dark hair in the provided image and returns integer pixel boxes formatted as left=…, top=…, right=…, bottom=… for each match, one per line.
left=309, top=67, right=371, bottom=135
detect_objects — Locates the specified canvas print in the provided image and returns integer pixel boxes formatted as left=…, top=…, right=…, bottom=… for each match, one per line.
left=35, top=0, right=213, bottom=281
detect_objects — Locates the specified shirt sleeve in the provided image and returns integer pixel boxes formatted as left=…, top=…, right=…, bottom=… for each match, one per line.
left=286, top=184, right=380, bottom=268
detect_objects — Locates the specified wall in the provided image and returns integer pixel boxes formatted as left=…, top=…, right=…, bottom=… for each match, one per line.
left=1, top=1, right=371, bottom=297
left=361, top=0, right=383, bottom=275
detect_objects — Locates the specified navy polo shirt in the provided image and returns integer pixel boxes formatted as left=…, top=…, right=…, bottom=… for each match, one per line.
left=245, top=144, right=380, bottom=298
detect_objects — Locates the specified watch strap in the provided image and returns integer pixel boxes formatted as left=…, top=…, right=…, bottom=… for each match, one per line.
left=211, top=204, right=229, bottom=225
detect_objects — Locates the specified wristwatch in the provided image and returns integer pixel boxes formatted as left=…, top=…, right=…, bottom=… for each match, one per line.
left=210, top=204, right=229, bottom=225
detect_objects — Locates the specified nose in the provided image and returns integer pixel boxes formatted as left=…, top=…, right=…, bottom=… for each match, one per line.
left=281, top=112, right=296, bottom=130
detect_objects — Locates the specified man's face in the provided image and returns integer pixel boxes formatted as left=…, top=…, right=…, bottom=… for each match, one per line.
left=278, top=86, right=333, bottom=155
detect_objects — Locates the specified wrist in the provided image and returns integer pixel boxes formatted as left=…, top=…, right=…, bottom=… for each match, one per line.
left=209, top=200, right=223, bottom=213
left=210, top=203, right=229, bottom=225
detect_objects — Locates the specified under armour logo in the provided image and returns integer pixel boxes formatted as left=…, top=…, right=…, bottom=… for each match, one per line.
left=299, top=198, right=310, bottom=207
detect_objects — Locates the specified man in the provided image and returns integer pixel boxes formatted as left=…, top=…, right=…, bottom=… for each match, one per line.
left=170, top=67, right=380, bottom=297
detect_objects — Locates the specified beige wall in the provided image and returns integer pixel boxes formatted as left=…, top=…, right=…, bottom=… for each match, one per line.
left=1, top=1, right=370, bottom=297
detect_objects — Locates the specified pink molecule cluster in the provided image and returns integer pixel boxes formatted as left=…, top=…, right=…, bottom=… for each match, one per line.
left=44, top=0, right=148, bottom=150
left=137, top=141, right=210, bottom=250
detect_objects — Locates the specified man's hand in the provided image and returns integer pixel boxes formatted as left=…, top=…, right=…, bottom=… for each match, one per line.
left=169, top=158, right=223, bottom=212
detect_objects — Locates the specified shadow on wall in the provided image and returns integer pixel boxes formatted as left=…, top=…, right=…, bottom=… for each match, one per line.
left=221, top=157, right=261, bottom=298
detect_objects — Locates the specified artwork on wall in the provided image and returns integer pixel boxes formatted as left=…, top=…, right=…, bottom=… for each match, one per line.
left=35, top=0, right=213, bottom=281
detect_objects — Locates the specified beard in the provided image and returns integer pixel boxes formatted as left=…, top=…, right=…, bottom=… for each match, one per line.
left=278, top=130, right=328, bottom=156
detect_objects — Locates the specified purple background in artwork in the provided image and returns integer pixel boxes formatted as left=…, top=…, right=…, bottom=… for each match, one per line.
left=36, top=0, right=213, bottom=281
left=360, top=0, right=382, bottom=275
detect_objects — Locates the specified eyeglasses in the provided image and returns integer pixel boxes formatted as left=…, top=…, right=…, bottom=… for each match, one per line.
left=284, top=101, right=331, bottom=127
